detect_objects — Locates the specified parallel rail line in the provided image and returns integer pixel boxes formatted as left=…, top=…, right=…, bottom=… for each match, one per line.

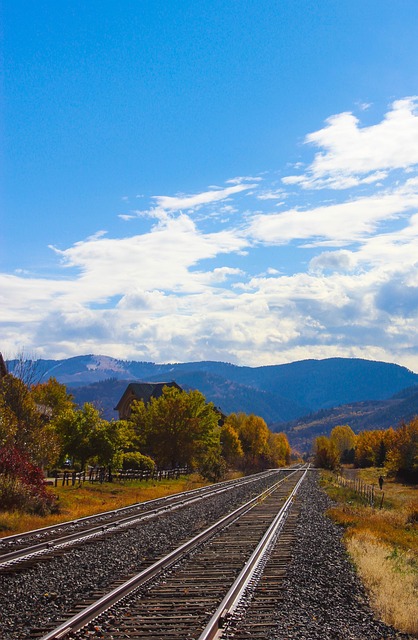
left=33, top=467, right=307, bottom=640
left=0, top=469, right=290, bottom=572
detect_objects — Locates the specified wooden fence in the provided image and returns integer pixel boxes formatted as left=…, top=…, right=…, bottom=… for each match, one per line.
left=52, top=466, right=189, bottom=487
left=335, top=474, right=384, bottom=507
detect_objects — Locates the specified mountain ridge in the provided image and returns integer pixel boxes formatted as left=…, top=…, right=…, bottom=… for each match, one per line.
left=7, top=355, right=418, bottom=430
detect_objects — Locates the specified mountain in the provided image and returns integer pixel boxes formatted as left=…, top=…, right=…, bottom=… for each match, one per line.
left=6, top=354, right=418, bottom=426
left=276, top=385, right=418, bottom=452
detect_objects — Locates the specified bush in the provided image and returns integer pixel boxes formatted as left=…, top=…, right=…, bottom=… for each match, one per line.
left=199, top=452, right=227, bottom=482
left=0, top=446, right=58, bottom=515
left=121, top=451, right=155, bottom=472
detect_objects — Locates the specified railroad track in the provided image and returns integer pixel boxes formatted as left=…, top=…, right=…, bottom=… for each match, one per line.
left=32, top=467, right=308, bottom=640
left=0, top=469, right=290, bottom=573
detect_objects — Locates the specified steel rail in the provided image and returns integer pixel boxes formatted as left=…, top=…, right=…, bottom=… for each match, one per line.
left=37, top=468, right=305, bottom=640
left=0, top=470, right=285, bottom=568
left=1, top=469, right=279, bottom=546
left=198, top=466, right=308, bottom=640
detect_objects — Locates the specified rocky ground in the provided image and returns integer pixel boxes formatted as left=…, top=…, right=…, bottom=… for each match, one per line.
left=270, top=472, right=414, bottom=640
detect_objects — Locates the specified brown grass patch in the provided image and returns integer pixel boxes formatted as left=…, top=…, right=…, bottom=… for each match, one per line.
left=322, top=470, right=418, bottom=637
left=347, top=532, right=418, bottom=636
left=0, top=474, right=207, bottom=537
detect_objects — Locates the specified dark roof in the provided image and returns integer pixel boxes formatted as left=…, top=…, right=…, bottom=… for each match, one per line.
left=114, top=381, right=182, bottom=411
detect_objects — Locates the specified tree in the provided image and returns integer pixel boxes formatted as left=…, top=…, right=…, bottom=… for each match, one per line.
left=265, top=432, right=291, bottom=467
left=220, top=423, right=243, bottom=467
left=314, top=435, right=340, bottom=470
left=0, top=373, right=60, bottom=468
left=330, top=425, right=357, bottom=463
left=386, top=418, right=418, bottom=481
left=129, top=386, right=221, bottom=469
left=54, top=403, right=113, bottom=469
left=228, top=413, right=270, bottom=471
left=354, top=430, right=383, bottom=468
left=31, top=377, right=75, bottom=419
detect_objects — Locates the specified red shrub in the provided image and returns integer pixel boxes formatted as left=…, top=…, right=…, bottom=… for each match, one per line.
left=0, top=446, right=57, bottom=514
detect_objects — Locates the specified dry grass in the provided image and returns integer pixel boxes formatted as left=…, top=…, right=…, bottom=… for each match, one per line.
left=347, top=532, right=418, bottom=636
left=0, top=474, right=207, bottom=537
left=322, top=469, right=418, bottom=637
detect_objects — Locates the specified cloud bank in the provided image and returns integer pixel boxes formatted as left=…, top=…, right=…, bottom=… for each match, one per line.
left=3, top=98, right=418, bottom=371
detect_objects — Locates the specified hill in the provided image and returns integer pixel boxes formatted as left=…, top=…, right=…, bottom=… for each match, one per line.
left=6, top=354, right=418, bottom=426
left=276, top=385, right=418, bottom=452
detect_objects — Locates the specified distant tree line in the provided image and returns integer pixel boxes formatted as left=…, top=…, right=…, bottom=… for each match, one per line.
left=0, top=368, right=291, bottom=514
left=314, top=421, right=418, bottom=481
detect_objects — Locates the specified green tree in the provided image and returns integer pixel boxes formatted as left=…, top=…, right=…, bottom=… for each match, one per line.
left=54, top=403, right=112, bottom=469
left=129, top=386, right=220, bottom=469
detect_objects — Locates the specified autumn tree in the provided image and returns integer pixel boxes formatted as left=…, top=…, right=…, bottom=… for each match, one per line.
left=314, top=435, right=340, bottom=470
left=220, top=423, right=243, bottom=467
left=0, top=370, right=60, bottom=514
left=226, top=413, right=270, bottom=471
left=330, top=425, right=357, bottom=463
left=0, top=373, right=60, bottom=468
left=386, top=418, right=418, bottom=481
left=129, top=386, right=221, bottom=470
left=31, top=377, right=75, bottom=418
left=265, top=432, right=291, bottom=467
left=354, top=430, right=382, bottom=468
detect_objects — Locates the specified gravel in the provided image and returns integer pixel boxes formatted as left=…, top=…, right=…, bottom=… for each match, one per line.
left=270, top=471, right=414, bottom=640
left=0, top=472, right=280, bottom=640
left=2, top=471, right=412, bottom=640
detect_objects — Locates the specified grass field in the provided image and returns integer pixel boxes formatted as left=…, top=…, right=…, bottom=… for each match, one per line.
left=0, top=474, right=207, bottom=537
left=322, top=468, right=418, bottom=637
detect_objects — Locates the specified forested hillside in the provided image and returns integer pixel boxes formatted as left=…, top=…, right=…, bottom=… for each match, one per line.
left=7, top=354, right=418, bottom=426
left=278, top=386, right=418, bottom=452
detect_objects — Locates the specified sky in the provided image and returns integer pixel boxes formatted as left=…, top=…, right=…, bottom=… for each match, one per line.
left=2, top=1, right=418, bottom=371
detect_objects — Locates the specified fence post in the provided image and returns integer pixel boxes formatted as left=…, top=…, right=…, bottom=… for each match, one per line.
left=379, top=492, right=384, bottom=509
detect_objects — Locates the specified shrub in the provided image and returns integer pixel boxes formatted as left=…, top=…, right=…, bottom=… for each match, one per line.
left=0, top=446, right=58, bottom=515
left=121, top=451, right=155, bottom=471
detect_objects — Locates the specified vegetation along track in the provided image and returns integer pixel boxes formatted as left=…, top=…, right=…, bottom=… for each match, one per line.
left=33, top=467, right=307, bottom=640
left=0, top=470, right=286, bottom=573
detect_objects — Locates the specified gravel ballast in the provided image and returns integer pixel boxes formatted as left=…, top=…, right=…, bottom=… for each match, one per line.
left=0, top=473, right=280, bottom=640
left=270, top=471, right=414, bottom=640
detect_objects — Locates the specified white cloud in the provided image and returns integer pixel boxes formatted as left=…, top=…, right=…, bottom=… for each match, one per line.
left=152, top=183, right=256, bottom=211
left=247, top=184, right=418, bottom=246
left=257, top=189, right=287, bottom=200
left=309, top=250, right=357, bottom=274
left=283, top=97, right=418, bottom=189
left=4, top=98, right=418, bottom=372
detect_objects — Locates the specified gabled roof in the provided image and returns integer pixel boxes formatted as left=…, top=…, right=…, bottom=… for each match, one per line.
left=114, top=381, right=182, bottom=412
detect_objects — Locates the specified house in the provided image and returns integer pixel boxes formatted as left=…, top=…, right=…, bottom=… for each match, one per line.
left=114, top=381, right=183, bottom=420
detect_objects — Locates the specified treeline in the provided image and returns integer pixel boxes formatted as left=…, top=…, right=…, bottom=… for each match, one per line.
left=314, top=420, right=418, bottom=481
left=0, top=370, right=291, bottom=514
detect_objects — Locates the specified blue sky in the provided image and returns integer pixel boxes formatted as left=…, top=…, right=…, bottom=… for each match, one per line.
left=2, top=1, right=418, bottom=371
